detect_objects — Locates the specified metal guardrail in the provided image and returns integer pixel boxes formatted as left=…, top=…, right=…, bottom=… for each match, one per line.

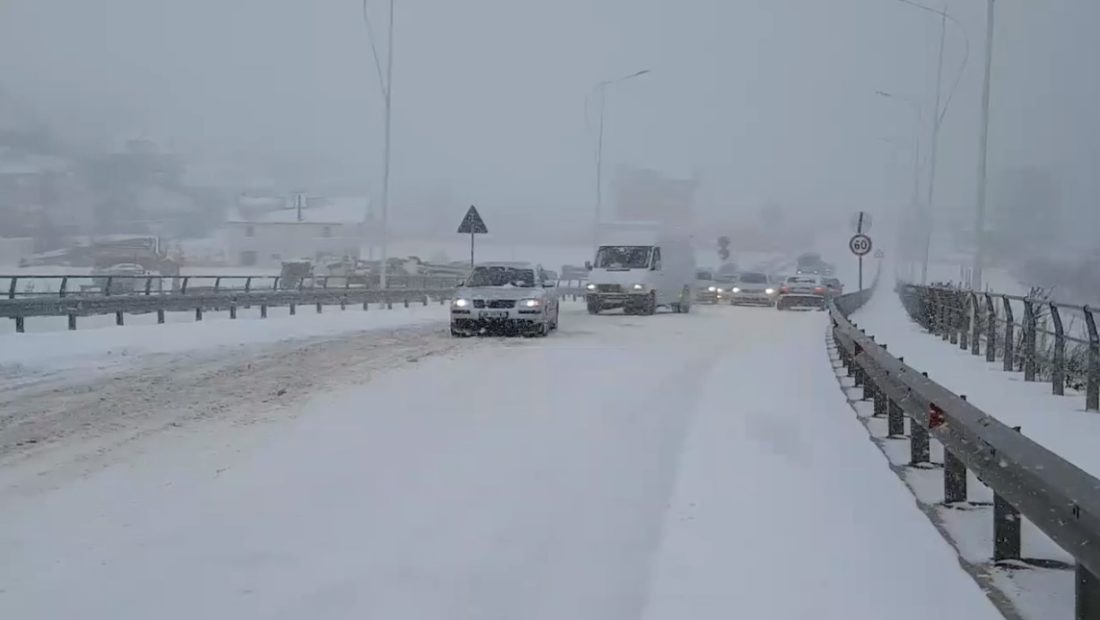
left=900, top=284, right=1100, bottom=412
left=1, top=273, right=590, bottom=333
left=830, top=294, right=1100, bottom=618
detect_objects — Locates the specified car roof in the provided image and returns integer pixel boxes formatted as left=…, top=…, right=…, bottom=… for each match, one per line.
left=476, top=262, right=535, bottom=269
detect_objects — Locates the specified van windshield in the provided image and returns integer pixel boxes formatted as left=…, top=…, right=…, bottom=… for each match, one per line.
left=466, top=266, right=535, bottom=287
left=595, top=246, right=651, bottom=269
left=739, top=272, right=768, bottom=284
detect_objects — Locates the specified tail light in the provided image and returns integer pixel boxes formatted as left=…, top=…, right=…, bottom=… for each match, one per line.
left=780, top=287, right=789, bottom=294
left=814, top=286, right=825, bottom=294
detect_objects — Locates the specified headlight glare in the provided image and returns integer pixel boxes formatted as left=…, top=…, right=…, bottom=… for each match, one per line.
left=632, top=284, right=645, bottom=291
left=732, top=287, right=741, bottom=293
left=453, top=298, right=470, bottom=308
left=765, top=288, right=776, bottom=295
left=521, top=298, right=541, bottom=308
left=707, top=286, right=717, bottom=292
left=586, top=283, right=596, bottom=291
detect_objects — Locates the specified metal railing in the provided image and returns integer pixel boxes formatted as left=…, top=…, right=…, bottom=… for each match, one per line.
left=900, top=284, right=1100, bottom=411
left=830, top=295, right=1100, bottom=618
left=1, top=273, right=588, bottom=333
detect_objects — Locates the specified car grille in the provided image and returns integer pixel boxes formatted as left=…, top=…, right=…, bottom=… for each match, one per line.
left=596, top=284, right=622, bottom=293
left=487, top=300, right=515, bottom=309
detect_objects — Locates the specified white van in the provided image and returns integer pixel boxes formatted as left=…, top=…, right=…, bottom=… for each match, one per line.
left=584, top=223, right=696, bottom=315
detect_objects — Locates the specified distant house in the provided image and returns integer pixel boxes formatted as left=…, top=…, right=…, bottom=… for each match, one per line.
left=221, top=194, right=367, bottom=267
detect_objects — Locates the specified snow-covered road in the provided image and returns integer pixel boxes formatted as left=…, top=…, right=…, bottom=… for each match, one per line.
left=0, top=304, right=1001, bottom=619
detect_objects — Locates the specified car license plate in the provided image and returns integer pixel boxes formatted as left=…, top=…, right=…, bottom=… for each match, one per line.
left=480, top=310, right=508, bottom=319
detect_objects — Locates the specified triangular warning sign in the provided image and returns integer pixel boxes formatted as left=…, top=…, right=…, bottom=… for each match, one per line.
left=457, top=205, right=488, bottom=234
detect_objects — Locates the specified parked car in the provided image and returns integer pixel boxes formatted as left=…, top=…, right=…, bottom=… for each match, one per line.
left=776, top=275, right=828, bottom=310
left=729, top=271, right=778, bottom=306
left=451, top=263, right=560, bottom=337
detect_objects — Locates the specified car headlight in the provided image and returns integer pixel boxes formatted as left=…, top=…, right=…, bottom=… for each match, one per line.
left=717, top=287, right=726, bottom=293
left=520, top=298, right=542, bottom=308
left=452, top=298, right=470, bottom=308
left=731, top=287, right=741, bottom=293
left=586, top=283, right=596, bottom=291
left=707, top=286, right=717, bottom=292
left=632, top=284, right=645, bottom=291
left=765, top=288, right=776, bottom=295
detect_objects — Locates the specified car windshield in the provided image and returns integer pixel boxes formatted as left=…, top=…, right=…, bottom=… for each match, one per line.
left=739, top=272, right=768, bottom=284
left=787, top=276, right=818, bottom=284
left=465, top=266, right=536, bottom=287
left=595, top=246, right=651, bottom=269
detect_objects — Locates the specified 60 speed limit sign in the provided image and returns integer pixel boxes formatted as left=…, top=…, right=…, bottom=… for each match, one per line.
left=849, top=234, right=873, bottom=256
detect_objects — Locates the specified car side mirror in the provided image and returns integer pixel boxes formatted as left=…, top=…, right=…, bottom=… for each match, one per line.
left=584, top=261, right=593, bottom=271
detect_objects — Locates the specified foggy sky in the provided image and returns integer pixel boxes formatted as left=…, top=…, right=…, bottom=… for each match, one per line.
left=1, top=0, right=1097, bottom=233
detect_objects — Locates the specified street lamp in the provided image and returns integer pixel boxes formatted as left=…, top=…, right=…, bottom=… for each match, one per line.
left=590, top=69, right=650, bottom=245
left=876, top=90, right=929, bottom=282
left=362, top=0, right=396, bottom=289
left=973, top=0, right=996, bottom=290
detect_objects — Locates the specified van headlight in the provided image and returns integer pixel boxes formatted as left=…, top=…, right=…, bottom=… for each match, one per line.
left=731, top=287, right=741, bottom=293
left=520, top=298, right=542, bottom=308
left=765, top=287, right=776, bottom=295
left=632, top=284, right=645, bottom=291
left=452, top=298, right=470, bottom=308
left=586, top=283, right=597, bottom=291
left=707, top=286, right=717, bottom=292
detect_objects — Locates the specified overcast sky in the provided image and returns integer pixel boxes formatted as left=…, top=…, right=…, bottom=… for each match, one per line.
left=1, top=0, right=1097, bottom=232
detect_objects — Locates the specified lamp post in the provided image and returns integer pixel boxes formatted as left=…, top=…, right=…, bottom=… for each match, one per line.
left=973, top=0, right=996, bottom=290
left=876, top=90, right=929, bottom=282
left=591, top=69, right=650, bottom=246
left=362, top=0, right=396, bottom=288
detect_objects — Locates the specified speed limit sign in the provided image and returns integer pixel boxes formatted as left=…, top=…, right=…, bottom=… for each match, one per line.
left=849, top=234, right=872, bottom=256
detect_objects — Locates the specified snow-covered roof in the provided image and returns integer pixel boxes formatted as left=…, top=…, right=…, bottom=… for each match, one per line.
left=226, top=195, right=369, bottom=225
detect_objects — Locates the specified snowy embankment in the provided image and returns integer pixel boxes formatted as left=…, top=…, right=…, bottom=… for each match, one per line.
left=0, top=304, right=999, bottom=619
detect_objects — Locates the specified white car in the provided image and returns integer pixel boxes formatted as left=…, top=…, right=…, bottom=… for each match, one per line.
left=775, top=275, right=828, bottom=311
left=451, top=263, right=560, bottom=337
left=729, top=271, right=778, bottom=306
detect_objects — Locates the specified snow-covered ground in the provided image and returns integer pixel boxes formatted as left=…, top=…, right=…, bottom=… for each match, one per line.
left=0, top=303, right=1001, bottom=619
left=850, top=274, right=1098, bottom=619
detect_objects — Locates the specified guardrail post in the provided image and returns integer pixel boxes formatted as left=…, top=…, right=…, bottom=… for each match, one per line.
left=403, top=297, right=410, bottom=308
left=195, top=307, right=203, bottom=321
left=888, top=392, right=906, bottom=437
left=363, top=300, right=369, bottom=311
left=229, top=300, right=237, bottom=319
left=985, top=294, right=997, bottom=362
left=68, top=313, right=76, bottom=330
left=1051, top=303, right=1066, bottom=396
left=1003, top=296, right=1015, bottom=372
left=115, top=311, right=124, bottom=326
left=340, top=296, right=347, bottom=310
left=943, top=395, right=969, bottom=504
left=1077, top=563, right=1100, bottom=620
left=8, top=276, right=16, bottom=299
left=909, top=372, right=932, bottom=465
left=993, top=425, right=1023, bottom=563
left=260, top=304, right=267, bottom=318
left=15, top=316, right=25, bottom=333
left=157, top=309, right=165, bottom=324
left=1023, top=299, right=1038, bottom=381
left=316, top=302, right=323, bottom=314
left=290, top=303, right=296, bottom=315
left=1085, top=306, right=1099, bottom=411
left=59, top=277, right=68, bottom=298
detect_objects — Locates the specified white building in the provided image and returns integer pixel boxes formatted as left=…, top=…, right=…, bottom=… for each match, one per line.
left=221, top=194, right=367, bottom=267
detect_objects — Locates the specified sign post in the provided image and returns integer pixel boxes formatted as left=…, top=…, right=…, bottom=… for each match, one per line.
left=457, top=205, right=488, bottom=267
left=849, top=233, right=873, bottom=291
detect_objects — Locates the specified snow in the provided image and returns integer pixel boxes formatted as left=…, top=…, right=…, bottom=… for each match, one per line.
left=0, top=302, right=446, bottom=377
left=0, top=304, right=1000, bottom=619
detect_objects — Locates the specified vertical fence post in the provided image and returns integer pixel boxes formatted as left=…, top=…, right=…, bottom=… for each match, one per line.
left=940, top=290, right=951, bottom=341
left=245, top=277, right=252, bottom=293
left=970, top=292, right=982, bottom=356
left=1084, top=306, right=1099, bottom=412
left=104, top=276, right=113, bottom=296
left=985, top=293, right=997, bottom=363
left=1050, top=303, right=1065, bottom=396
left=957, top=293, right=969, bottom=348
left=60, top=276, right=69, bottom=298
left=1023, top=299, right=1038, bottom=381
left=144, top=277, right=152, bottom=296
left=1003, top=296, right=1015, bottom=372
left=181, top=277, right=190, bottom=295
left=8, top=276, right=16, bottom=299
left=214, top=277, right=222, bottom=292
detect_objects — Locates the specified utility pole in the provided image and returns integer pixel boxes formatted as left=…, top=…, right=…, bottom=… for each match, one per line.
left=590, top=69, right=650, bottom=248
left=378, top=0, right=395, bottom=290
left=922, top=7, right=947, bottom=285
left=973, top=0, right=995, bottom=290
